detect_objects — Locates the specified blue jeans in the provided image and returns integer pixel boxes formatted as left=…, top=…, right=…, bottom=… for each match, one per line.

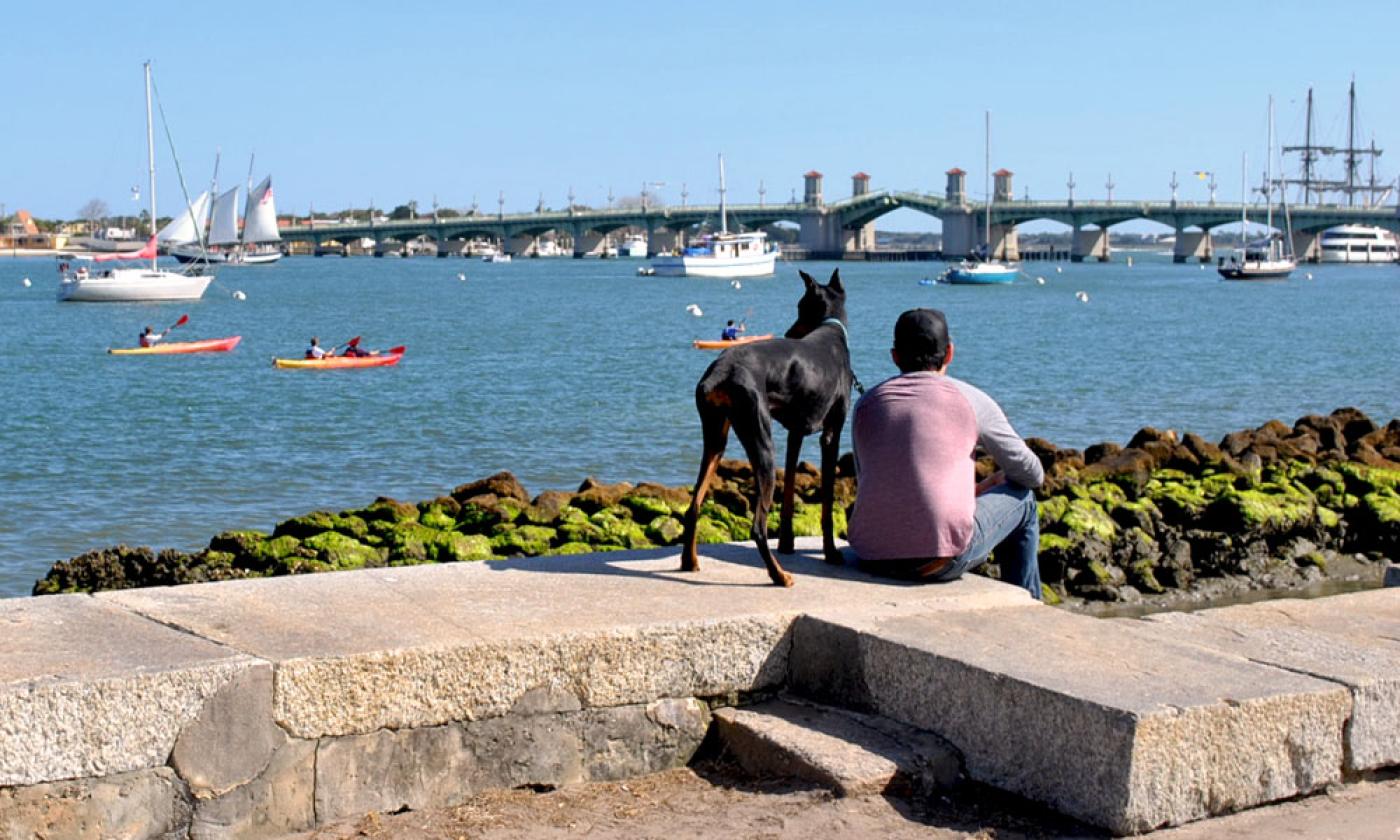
left=930, top=483, right=1041, bottom=599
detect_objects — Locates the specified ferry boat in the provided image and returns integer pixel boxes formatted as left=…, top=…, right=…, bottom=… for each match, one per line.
left=1318, top=225, right=1399, bottom=263
left=650, top=155, right=778, bottom=278
left=619, top=234, right=647, bottom=258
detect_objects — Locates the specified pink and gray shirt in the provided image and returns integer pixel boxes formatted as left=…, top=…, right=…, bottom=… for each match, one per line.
left=848, top=372, right=1043, bottom=561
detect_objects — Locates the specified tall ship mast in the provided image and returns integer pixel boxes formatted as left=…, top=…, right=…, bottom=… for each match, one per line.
left=1281, top=79, right=1386, bottom=207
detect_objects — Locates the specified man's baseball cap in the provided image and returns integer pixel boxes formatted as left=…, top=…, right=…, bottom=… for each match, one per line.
left=893, top=308, right=951, bottom=364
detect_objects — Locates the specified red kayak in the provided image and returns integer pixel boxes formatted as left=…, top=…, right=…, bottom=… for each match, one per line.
left=109, top=336, right=242, bottom=355
left=273, top=346, right=406, bottom=369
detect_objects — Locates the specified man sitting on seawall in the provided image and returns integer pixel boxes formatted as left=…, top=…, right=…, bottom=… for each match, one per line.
left=848, top=308, right=1045, bottom=599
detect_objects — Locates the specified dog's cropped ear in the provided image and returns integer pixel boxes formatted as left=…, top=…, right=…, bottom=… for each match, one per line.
left=828, top=269, right=844, bottom=293
left=799, top=270, right=815, bottom=289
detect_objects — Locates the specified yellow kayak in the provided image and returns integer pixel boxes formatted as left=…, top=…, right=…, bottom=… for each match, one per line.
left=692, top=334, right=774, bottom=350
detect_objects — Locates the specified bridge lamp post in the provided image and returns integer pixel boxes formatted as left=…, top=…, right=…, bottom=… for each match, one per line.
left=1193, top=171, right=1217, bottom=206
left=1105, top=173, right=1116, bottom=205
left=1066, top=172, right=1076, bottom=208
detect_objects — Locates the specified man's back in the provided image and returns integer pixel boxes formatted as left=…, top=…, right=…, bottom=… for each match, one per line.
left=849, top=372, right=979, bottom=560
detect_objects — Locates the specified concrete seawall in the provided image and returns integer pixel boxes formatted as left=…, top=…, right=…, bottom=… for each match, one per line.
left=2, top=539, right=1397, bottom=837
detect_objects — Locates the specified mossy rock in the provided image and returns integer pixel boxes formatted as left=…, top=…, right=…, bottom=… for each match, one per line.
left=1205, top=488, right=1315, bottom=533
left=356, top=497, right=420, bottom=525
left=330, top=514, right=370, bottom=542
left=1039, top=583, right=1062, bottom=605
left=645, top=515, right=685, bottom=545
left=620, top=493, right=673, bottom=521
left=436, top=532, right=494, bottom=562
left=1297, top=551, right=1328, bottom=570
left=1146, top=480, right=1209, bottom=523
left=301, top=531, right=383, bottom=571
left=1062, top=498, right=1118, bottom=542
left=695, top=517, right=734, bottom=544
left=418, top=504, right=457, bottom=531
left=589, top=509, right=652, bottom=549
left=1316, top=505, right=1341, bottom=529
left=1077, top=482, right=1127, bottom=507
left=382, top=523, right=444, bottom=564
left=524, top=490, right=574, bottom=524
left=1109, top=498, right=1159, bottom=532
left=457, top=497, right=522, bottom=533
left=491, top=524, right=558, bottom=556
left=557, top=517, right=606, bottom=544
left=551, top=541, right=604, bottom=555
left=1364, top=488, right=1400, bottom=524
left=1038, top=495, right=1071, bottom=526
left=207, top=529, right=269, bottom=557
left=1039, top=533, right=1074, bottom=553
left=764, top=500, right=848, bottom=539
left=1128, top=557, right=1166, bottom=593
left=700, top=502, right=753, bottom=540
left=272, top=510, right=339, bottom=540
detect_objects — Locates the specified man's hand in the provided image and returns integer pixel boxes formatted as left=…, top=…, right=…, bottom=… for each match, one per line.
left=975, top=471, right=1006, bottom=496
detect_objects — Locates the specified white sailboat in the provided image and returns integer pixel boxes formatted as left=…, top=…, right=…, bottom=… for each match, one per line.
left=650, top=155, right=778, bottom=278
left=945, top=111, right=1019, bottom=284
left=1219, top=97, right=1296, bottom=280
left=59, top=62, right=212, bottom=302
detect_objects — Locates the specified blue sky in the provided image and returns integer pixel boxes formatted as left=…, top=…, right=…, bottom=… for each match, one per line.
left=6, top=1, right=1399, bottom=231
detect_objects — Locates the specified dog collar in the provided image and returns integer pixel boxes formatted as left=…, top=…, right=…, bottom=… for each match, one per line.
left=821, top=318, right=849, bottom=344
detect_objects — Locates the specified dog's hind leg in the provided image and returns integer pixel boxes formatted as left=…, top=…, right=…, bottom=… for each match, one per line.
left=732, top=406, right=793, bottom=587
left=680, top=411, right=730, bottom=573
left=776, top=432, right=802, bottom=555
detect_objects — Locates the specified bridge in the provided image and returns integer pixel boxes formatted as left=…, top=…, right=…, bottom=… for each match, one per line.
left=278, top=171, right=1400, bottom=262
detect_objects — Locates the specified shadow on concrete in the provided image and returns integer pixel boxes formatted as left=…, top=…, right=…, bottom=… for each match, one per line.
left=479, top=542, right=924, bottom=590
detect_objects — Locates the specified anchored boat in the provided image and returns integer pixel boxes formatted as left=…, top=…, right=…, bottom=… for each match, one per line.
left=650, top=155, right=778, bottom=278
left=59, top=63, right=214, bottom=302
left=946, top=112, right=1019, bottom=285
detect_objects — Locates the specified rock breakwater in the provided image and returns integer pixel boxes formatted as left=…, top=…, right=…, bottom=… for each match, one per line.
left=32, top=409, right=1399, bottom=604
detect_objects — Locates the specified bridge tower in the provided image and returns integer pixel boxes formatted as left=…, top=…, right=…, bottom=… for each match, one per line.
left=849, top=172, right=875, bottom=251
left=988, top=169, right=1019, bottom=260
left=993, top=169, right=1013, bottom=201
left=945, top=168, right=967, bottom=204
left=804, top=171, right=824, bottom=207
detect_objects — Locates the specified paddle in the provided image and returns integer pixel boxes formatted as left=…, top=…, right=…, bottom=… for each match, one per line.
left=328, top=335, right=361, bottom=355
left=163, top=314, right=189, bottom=336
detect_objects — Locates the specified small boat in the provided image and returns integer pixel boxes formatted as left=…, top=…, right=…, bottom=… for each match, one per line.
left=59, top=63, right=214, bottom=302
left=273, top=346, right=406, bottom=369
left=946, top=112, right=1019, bottom=285
left=619, top=234, right=648, bottom=258
left=109, top=336, right=242, bottom=355
left=650, top=155, right=778, bottom=278
left=1219, top=99, right=1296, bottom=281
left=692, top=334, right=774, bottom=350
left=483, top=252, right=512, bottom=263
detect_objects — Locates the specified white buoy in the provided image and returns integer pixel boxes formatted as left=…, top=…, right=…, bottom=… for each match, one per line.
left=1305, top=272, right=1314, bottom=280
left=1035, top=276, right=1045, bottom=285
left=232, top=290, right=247, bottom=301
left=456, top=272, right=466, bottom=281
left=730, top=280, right=742, bottom=290
left=1055, top=266, right=1063, bottom=274
left=1075, top=291, right=1090, bottom=303
left=22, top=277, right=31, bottom=288
left=1199, top=264, right=1206, bottom=270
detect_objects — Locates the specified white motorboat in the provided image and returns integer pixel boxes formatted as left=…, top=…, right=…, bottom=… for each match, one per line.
left=1318, top=225, right=1398, bottom=263
left=60, top=63, right=213, bottom=302
left=650, top=155, right=777, bottom=278
left=619, top=234, right=647, bottom=258
left=484, top=252, right=512, bottom=263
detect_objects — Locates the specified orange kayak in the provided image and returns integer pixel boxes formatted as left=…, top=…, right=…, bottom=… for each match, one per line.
left=273, top=346, right=405, bottom=369
left=692, top=334, right=774, bottom=350
left=109, top=336, right=242, bottom=355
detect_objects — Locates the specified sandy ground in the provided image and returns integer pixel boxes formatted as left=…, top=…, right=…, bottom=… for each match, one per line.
left=286, top=760, right=1400, bottom=840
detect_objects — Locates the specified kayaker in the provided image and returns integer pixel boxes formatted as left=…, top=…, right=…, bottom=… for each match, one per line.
left=306, top=337, right=329, bottom=359
left=341, top=344, right=368, bottom=358
left=139, top=325, right=167, bottom=348
left=721, top=320, right=746, bottom=341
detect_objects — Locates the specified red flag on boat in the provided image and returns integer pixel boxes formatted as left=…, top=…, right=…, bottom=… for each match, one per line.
left=92, top=236, right=158, bottom=263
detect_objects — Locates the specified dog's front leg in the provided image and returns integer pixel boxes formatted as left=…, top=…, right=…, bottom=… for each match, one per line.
left=820, top=425, right=843, bottom=565
left=777, top=432, right=802, bottom=554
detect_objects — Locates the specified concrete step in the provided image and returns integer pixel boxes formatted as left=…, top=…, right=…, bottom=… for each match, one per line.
left=712, top=698, right=961, bottom=797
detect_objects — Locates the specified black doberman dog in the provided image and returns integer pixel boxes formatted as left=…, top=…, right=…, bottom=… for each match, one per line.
left=680, top=269, right=853, bottom=586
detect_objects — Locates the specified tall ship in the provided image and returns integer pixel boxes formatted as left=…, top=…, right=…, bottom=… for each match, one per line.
left=1318, top=225, right=1398, bottom=263
left=169, top=165, right=282, bottom=265
left=59, top=63, right=213, bottom=302
left=650, top=155, right=777, bottom=278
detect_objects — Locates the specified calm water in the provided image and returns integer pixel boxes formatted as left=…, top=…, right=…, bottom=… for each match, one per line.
left=1, top=253, right=1397, bottom=596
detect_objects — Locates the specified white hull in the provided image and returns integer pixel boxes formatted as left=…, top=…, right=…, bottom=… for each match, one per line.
left=1319, top=251, right=1397, bottom=263
left=651, top=251, right=776, bottom=278
left=1318, top=225, right=1398, bottom=263
left=58, top=267, right=211, bottom=302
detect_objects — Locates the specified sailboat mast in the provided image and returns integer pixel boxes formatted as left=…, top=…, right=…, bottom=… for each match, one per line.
left=144, top=61, right=157, bottom=270
left=718, top=154, right=728, bottom=236
left=1240, top=152, right=1248, bottom=253
left=1303, top=88, right=1314, bottom=204
left=239, top=153, right=256, bottom=248
left=1266, top=96, right=1274, bottom=241
left=984, top=110, right=992, bottom=253
left=1346, top=79, right=1356, bottom=206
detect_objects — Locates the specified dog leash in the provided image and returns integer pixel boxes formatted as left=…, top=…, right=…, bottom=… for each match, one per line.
left=821, top=318, right=867, bottom=396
